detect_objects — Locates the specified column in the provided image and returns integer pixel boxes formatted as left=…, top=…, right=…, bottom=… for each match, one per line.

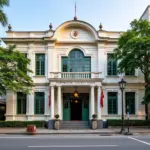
left=90, top=86, right=95, bottom=119
left=57, top=86, right=62, bottom=119
left=50, top=86, right=54, bottom=119
left=97, top=86, right=101, bottom=119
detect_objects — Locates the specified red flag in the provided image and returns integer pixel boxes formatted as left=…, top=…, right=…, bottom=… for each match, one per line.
left=100, top=89, right=104, bottom=107
left=48, top=87, right=51, bottom=107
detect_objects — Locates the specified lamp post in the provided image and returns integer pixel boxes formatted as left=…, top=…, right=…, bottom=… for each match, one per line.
left=118, top=78, right=126, bottom=134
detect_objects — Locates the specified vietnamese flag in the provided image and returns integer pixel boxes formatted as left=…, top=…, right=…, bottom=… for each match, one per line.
left=100, top=89, right=104, bottom=107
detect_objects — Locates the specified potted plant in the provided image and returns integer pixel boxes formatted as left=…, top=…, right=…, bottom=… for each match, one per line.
left=91, top=114, right=97, bottom=130
left=54, top=114, right=60, bottom=130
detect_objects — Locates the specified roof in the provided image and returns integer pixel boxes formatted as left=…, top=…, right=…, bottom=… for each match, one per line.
left=140, top=5, right=150, bottom=20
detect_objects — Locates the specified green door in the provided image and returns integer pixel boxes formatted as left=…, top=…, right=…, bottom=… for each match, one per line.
left=63, top=95, right=70, bottom=120
left=82, top=96, right=89, bottom=121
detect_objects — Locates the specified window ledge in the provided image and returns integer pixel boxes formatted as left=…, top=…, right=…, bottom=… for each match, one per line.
left=125, top=75, right=137, bottom=77
left=33, top=75, right=46, bottom=78
left=106, top=75, right=119, bottom=78
left=15, top=114, right=26, bottom=117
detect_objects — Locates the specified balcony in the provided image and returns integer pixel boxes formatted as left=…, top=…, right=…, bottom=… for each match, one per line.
left=49, top=72, right=101, bottom=80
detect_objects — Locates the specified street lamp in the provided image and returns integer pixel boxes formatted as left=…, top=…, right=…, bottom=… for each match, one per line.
left=118, top=78, right=126, bottom=134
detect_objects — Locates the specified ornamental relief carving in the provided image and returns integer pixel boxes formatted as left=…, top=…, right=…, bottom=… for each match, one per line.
left=70, top=30, right=79, bottom=39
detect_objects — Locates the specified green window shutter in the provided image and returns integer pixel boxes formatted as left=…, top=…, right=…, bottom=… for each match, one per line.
left=17, top=92, right=27, bottom=114
left=62, top=57, right=68, bottom=72
left=125, top=92, right=135, bottom=114
left=84, top=57, right=91, bottom=72
left=34, top=92, right=45, bottom=114
left=108, top=92, right=118, bottom=114
left=36, top=54, right=45, bottom=75
left=107, top=54, right=117, bottom=75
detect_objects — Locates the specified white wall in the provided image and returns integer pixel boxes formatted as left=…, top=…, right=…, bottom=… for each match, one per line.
left=4, top=20, right=146, bottom=121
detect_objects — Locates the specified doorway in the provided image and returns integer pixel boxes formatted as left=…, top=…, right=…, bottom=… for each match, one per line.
left=71, top=99, right=82, bottom=120
left=63, top=93, right=89, bottom=121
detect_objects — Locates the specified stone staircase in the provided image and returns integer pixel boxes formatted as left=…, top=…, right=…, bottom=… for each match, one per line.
left=60, top=121, right=90, bottom=129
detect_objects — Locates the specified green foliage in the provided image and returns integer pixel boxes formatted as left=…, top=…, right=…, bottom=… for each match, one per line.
left=114, top=19, right=150, bottom=104
left=0, top=121, right=46, bottom=128
left=107, top=119, right=150, bottom=126
left=0, top=0, right=9, bottom=26
left=55, top=114, right=59, bottom=119
left=92, top=114, right=97, bottom=119
left=0, top=45, right=34, bottom=95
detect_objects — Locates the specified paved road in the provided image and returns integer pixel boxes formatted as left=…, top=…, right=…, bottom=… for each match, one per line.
left=0, top=134, right=149, bottom=150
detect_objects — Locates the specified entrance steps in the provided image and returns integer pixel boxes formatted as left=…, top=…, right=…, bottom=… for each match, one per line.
left=60, top=121, right=90, bottom=129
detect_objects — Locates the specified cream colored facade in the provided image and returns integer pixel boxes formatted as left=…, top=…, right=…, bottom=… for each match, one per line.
left=3, top=6, right=150, bottom=121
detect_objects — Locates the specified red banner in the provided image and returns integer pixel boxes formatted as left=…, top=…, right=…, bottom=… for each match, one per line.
left=48, top=87, right=51, bottom=107
left=100, top=89, right=104, bottom=107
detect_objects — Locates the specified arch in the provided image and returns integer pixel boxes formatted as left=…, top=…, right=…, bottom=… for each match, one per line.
left=66, top=46, right=87, bottom=57
left=62, top=48, right=91, bottom=72
left=54, top=20, right=98, bottom=40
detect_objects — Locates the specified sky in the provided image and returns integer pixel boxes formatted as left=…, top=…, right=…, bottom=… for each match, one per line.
left=0, top=0, right=150, bottom=37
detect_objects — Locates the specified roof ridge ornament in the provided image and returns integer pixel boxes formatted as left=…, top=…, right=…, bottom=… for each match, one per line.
left=74, top=2, right=77, bottom=20
left=8, top=24, right=12, bottom=31
left=49, top=23, right=53, bottom=30
left=99, top=23, right=103, bottom=30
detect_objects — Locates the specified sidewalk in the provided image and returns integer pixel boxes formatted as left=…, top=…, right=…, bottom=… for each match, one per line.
left=0, top=128, right=150, bottom=135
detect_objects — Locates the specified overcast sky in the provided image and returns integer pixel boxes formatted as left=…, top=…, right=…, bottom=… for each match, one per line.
left=0, top=0, right=150, bottom=37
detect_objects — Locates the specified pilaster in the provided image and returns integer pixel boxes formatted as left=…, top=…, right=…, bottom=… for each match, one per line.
left=26, top=91, right=34, bottom=121
left=5, top=90, right=16, bottom=121
left=97, top=43, right=105, bottom=78
left=47, top=43, right=55, bottom=78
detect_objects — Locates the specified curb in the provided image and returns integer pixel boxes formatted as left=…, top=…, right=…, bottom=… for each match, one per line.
left=0, top=132, right=117, bottom=135
left=0, top=132, right=150, bottom=135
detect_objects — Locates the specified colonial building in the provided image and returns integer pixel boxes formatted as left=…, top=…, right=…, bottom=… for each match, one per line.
left=2, top=6, right=150, bottom=125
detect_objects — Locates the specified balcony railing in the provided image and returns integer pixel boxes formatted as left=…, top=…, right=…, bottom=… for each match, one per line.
left=50, top=72, right=101, bottom=79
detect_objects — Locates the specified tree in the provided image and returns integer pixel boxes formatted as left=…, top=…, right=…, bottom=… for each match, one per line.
left=114, top=19, right=150, bottom=119
left=0, top=0, right=9, bottom=26
left=0, top=45, right=34, bottom=95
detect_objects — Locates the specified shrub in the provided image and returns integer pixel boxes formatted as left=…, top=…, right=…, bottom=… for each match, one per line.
left=0, top=121, right=46, bottom=128
left=92, top=114, right=97, bottom=119
left=107, top=119, right=150, bottom=126
left=55, top=114, right=59, bottom=120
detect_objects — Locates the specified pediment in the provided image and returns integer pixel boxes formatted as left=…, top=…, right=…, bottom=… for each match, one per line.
left=54, top=20, right=98, bottom=42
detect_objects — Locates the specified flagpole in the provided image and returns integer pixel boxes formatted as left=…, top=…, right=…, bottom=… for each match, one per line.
left=74, top=0, right=77, bottom=20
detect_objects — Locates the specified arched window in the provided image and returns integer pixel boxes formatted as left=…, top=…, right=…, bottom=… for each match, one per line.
left=62, top=49, right=91, bottom=72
